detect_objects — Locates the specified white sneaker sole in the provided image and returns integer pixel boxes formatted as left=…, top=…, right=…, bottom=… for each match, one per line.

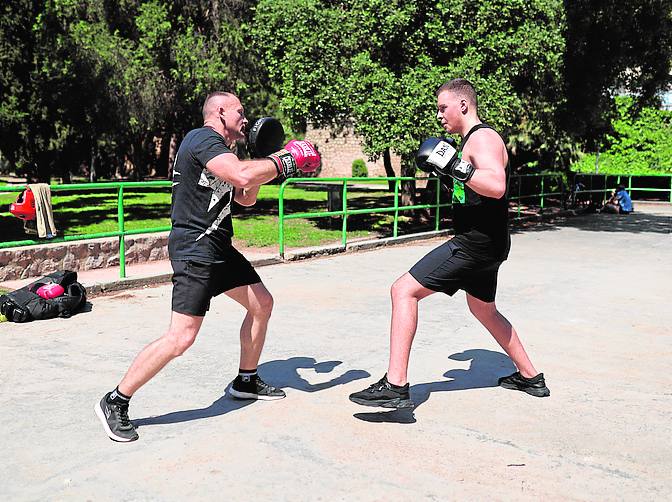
left=228, top=388, right=285, bottom=401
left=94, top=401, right=138, bottom=442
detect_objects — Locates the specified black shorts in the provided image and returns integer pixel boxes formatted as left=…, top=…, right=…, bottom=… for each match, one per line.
left=409, top=240, right=502, bottom=303
left=171, top=248, right=261, bottom=316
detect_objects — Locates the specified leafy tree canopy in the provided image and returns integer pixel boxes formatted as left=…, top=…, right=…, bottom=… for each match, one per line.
left=572, top=96, right=672, bottom=175
left=561, top=0, right=672, bottom=147
left=253, top=0, right=567, bottom=170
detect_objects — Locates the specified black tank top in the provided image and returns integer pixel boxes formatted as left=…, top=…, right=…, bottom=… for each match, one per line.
left=451, top=123, right=511, bottom=261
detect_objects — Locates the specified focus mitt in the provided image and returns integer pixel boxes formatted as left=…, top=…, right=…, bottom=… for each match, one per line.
left=247, top=117, right=285, bottom=158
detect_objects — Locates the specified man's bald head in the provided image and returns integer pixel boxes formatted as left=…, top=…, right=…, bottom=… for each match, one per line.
left=202, top=91, right=239, bottom=121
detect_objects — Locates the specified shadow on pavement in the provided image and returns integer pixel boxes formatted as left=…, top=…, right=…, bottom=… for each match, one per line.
left=512, top=207, right=671, bottom=235
left=353, top=349, right=515, bottom=424
left=133, top=356, right=369, bottom=428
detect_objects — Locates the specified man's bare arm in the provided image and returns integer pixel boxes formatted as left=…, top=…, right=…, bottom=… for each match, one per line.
left=462, top=130, right=508, bottom=199
left=206, top=152, right=278, bottom=189
left=234, top=186, right=260, bottom=206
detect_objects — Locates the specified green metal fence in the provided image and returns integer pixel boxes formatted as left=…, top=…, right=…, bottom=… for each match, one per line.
left=0, top=181, right=172, bottom=278
left=278, top=176, right=448, bottom=257
left=1, top=173, right=671, bottom=277
left=277, top=173, right=575, bottom=257
left=571, top=173, right=672, bottom=205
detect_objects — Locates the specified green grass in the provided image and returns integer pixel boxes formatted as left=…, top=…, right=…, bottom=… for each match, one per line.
left=232, top=215, right=372, bottom=248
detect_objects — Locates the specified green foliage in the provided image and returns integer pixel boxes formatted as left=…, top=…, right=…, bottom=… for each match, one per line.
left=562, top=0, right=672, bottom=149
left=2, top=0, right=671, bottom=183
left=351, top=159, right=368, bottom=178
left=572, top=96, right=672, bottom=175
left=253, top=0, right=567, bottom=172
left=0, top=0, right=273, bottom=181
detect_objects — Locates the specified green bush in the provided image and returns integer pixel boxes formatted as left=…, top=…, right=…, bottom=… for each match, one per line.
left=351, top=159, right=368, bottom=178
left=572, top=96, right=672, bottom=175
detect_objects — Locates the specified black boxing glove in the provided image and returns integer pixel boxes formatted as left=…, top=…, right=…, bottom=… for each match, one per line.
left=415, top=137, right=475, bottom=183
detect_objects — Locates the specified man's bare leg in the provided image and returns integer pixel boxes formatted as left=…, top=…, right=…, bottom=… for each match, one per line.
left=118, top=311, right=204, bottom=396
left=386, top=273, right=435, bottom=386
left=349, top=273, right=433, bottom=408
left=465, top=293, right=538, bottom=378
left=225, top=282, right=274, bottom=370
left=225, top=282, right=285, bottom=400
left=95, top=311, right=203, bottom=442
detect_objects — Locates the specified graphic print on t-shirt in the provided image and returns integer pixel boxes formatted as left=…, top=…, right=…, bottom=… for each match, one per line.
left=169, top=127, right=236, bottom=262
left=195, top=168, right=233, bottom=241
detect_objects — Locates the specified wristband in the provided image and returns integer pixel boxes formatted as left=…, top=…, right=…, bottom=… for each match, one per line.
left=268, top=149, right=297, bottom=179
left=451, top=159, right=475, bottom=183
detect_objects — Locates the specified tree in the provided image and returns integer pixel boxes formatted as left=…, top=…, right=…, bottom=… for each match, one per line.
left=572, top=96, right=672, bottom=174
left=252, top=0, right=567, bottom=202
left=0, top=0, right=60, bottom=181
left=1, top=0, right=273, bottom=181
left=561, top=0, right=672, bottom=149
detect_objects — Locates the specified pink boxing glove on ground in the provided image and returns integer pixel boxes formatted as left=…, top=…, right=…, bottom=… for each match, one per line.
left=36, top=283, right=65, bottom=299
left=268, top=140, right=321, bottom=179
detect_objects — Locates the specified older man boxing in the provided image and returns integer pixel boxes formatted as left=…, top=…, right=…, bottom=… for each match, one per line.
left=95, top=91, right=320, bottom=442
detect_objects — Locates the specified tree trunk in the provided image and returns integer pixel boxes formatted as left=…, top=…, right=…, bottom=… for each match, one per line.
left=383, top=148, right=396, bottom=191
left=210, top=0, right=220, bottom=34
left=400, top=157, right=416, bottom=206
left=89, top=145, right=97, bottom=183
left=156, top=133, right=170, bottom=178
left=167, top=132, right=178, bottom=180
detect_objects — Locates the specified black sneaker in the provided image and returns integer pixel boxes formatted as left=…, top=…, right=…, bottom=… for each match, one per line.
left=228, top=374, right=286, bottom=401
left=498, top=372, right=550, bottom=397
left=348, top=374, right=413, bottom=409
left=94, top=393, right=139, bottom=442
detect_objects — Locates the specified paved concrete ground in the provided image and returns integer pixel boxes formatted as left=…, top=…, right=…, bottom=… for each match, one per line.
left=1, top=204, right=671, bottom=501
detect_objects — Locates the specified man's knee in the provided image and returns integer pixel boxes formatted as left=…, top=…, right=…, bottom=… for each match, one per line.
left=250, top=289, right=274, bottom=318
left=391, top=273, right=423, bottom=302
left=467, top=296, right=498, bottom=320
left=165, top=328, right=198, bottom=357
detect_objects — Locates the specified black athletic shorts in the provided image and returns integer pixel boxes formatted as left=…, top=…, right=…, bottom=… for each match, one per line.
left=409, top=240, right=502, bottom=303
left=171, top=247, right=261, bottom=316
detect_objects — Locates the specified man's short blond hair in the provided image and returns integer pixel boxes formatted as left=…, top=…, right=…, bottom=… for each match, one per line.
left=202, top=91, right=236, bottom=121
left=436, top=78, right=478, bottom=109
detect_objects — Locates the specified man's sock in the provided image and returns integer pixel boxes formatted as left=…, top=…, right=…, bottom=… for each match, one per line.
left=239, top=368, right=258, bottom=382
left=385, top=374, right=408, bottom=390
left=107, top=386, right=132, bottom=405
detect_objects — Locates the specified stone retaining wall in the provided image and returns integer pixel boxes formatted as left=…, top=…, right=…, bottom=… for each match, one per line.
left=0, top=233, right=169, bottom=281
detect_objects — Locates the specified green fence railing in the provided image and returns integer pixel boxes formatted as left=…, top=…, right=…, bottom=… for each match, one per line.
left=277, top=173, right=577, bottom=258
left=571, top=173, right=672, bottom=205
left=278, top=176, right=449, bottom=257
left=0, top=181, right=172, bottom=278
left=508, top=173, right=565, bottom=218
left=2, top=173, right=671, bottom=277
left=277, top=173, right=672, bottom=257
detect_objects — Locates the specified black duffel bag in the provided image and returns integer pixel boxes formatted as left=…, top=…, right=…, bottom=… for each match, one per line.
left=0, top=270, right=87, bottom=323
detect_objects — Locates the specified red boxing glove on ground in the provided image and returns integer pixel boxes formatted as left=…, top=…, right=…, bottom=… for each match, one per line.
left=268, top=140, right=321, bottom=179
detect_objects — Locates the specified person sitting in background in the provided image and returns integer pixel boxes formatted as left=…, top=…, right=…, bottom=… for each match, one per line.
left=602, top=185, right=633, bottom=214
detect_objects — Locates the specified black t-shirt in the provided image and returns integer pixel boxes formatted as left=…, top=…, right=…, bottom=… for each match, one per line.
left=168, top=127, right=235, bottom=263
left=451, top=124, right=511, bottom=261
